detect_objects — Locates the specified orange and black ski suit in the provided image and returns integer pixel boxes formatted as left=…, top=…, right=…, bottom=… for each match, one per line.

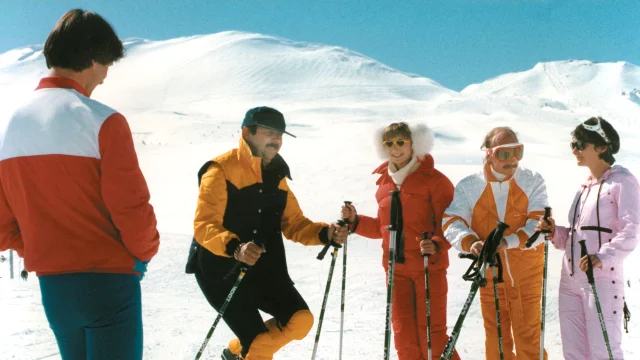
left=352, top=155, right=460, bottom=360
left=442, top=163, right=549, bottom=359
left=191, top=138, right=331, bottom=360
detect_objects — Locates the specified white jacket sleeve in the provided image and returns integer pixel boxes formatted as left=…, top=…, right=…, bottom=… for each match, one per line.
left=443, top=182, right=479, bottom=253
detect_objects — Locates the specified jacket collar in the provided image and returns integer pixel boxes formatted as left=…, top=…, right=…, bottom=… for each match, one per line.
left=373, top=155, right=434, bottom=184
left=483, top=162, right=517, bottom=183
left=36, top=77, right=89, bottom=97
left=583, top=165, right=621, bottom=186
left=237, top=137, right=291, bottom=180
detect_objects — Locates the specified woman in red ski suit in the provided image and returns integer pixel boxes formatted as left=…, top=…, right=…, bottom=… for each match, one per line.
left=342, top=122, right=460, bottom=360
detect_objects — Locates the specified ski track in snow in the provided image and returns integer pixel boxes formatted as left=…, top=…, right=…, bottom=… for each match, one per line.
left=1, top=32, right=640, bottom=359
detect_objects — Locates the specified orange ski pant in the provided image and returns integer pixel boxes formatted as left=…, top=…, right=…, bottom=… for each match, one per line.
left=478, top=273, right=548, bottom=360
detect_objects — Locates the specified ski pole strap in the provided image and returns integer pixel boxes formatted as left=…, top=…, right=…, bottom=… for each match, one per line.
left=318, top=221, right=345, bottom=260
left=317, top=241, right=342, bottom=260
left=526, top=207, right=552, bottom=248
left=459, top=253, right=477, bottom=260
left=460, top=254, right=481, bottom=282
left=494, top=254, right=504, bottom=284
left=525, top=231, right=542, bottom=248
left=624, top=301, right=631, bottom=333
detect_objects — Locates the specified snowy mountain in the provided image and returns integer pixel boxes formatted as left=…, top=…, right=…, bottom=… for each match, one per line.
left=462, top=60, right=640, bottom=128
left=1, top=31, right=640, bottom=360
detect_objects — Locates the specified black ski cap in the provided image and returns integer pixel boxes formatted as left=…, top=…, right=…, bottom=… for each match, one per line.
left=241, top=106, right=296, bottom=138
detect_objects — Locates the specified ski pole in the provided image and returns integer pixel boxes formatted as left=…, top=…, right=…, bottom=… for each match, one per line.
left=441, top=253, right=480, bottom=360
left=487, top=223, right=508, bottom=360
left=194, top=266, right=248, bottom=360
left=538, top=206, right=551, bottom=360
left=442, top=221, right=510, bottom=360
left=492, top=262, right=504, bottom=360
left=311, top=221, right=345, bottom=360
left=9, top=250, right=13, bottom=280
left=579, top=240, right=613, bottom=360
left=339, top=201, right=352, bottom=360
left=384, top=190, right=401, bottom=360
left=422, top=232, right=433, bottom=360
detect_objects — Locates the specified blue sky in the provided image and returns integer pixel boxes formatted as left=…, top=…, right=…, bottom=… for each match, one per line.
left=1, top=0, right=638, bottom=91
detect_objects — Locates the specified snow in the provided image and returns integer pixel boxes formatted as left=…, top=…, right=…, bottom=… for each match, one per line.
left=1, top=31, right=640, bottom=359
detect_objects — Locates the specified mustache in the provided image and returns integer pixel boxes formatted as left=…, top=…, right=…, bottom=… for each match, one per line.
left=503, top=164, right=518, bottom=169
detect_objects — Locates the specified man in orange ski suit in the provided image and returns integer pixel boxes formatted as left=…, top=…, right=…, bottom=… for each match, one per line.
left=442, top=127, right=549, bottom=359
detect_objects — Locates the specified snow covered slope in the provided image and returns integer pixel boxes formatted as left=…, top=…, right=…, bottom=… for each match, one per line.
left=462, top=60, right=640, bottom=128
left=1, top=32, right=639, bottom=359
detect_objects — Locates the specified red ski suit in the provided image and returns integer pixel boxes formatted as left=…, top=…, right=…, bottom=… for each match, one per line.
left=353, top=155, right=460, bottom=360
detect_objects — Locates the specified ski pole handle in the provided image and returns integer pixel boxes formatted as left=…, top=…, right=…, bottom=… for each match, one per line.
left=343, top=201, right=353, bottom=224
left=578, top=240, right=595, bottom=284
left=526, top=207, right=552, bottom=248
left=422, top=232, right=432, bottom=258
left=486, top=221, right=509, bottom=257
left=318, top=221, right=345, bottom=260
left=542, top=207, right=552, bottom=232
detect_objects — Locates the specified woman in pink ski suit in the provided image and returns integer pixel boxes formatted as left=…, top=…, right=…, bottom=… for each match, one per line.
left=537, top=117, right=640, bottom=359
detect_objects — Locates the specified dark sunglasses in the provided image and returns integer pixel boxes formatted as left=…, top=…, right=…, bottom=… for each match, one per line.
left=570, top=140, right=588, bottom=151
left=382, top=139, right=411, bottom=148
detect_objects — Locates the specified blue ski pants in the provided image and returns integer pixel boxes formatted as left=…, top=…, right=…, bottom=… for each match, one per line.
left=39, top=273, right=143, bottom=360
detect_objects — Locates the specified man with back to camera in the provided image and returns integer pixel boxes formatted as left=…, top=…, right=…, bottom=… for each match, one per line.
left=0, top=9, right=159, bottom=360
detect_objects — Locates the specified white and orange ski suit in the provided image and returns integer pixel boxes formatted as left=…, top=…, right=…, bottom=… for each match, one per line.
left=443, top=163, right=549, bottom=360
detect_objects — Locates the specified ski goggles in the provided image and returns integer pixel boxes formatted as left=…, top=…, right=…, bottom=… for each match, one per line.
left=382, top=139, right=411, bottom=148
left=581, top=118, right=610, bottom=143
left=570, top=140, right=587, bottom=151
left=486, top=143, right=524, bottom=162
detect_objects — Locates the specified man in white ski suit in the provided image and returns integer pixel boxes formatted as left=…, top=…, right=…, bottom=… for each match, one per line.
left=442, top=127, right=549, bottom=359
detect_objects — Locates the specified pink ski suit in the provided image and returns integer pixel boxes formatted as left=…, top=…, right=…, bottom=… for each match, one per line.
left=551, top=165, right=640, bottom=359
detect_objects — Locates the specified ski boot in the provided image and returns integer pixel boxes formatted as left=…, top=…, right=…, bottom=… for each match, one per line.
left=221, top=348, right=243, bottom=360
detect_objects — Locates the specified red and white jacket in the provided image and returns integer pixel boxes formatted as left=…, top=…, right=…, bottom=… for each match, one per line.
left=0, top=77, right=159, bottom=276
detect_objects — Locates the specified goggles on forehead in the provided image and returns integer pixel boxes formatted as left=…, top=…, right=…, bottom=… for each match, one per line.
left=581, top=118, right=610, bottom=144
left=487, top=142, right=524, bottom=161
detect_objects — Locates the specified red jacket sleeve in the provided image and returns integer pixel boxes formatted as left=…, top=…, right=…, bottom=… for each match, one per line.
left=0, top=177, right=23, bottom=257
left=354, top=214, right=383, bottom=239
left=99, top=113, right=159, bottom=262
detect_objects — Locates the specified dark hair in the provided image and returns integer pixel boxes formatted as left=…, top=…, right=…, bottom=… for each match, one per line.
left=572, top=117, right=619, bottom=165
left=383, top=122, right=412, bottom=141
left=44, top=9, right=124, bottom=71
left=246, top=125, right=258, bottom=135
left=481, top=127, right=518, bottom=150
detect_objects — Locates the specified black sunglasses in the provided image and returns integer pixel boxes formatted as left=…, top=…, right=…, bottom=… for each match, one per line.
left=570, top=140, right=587, bottom=151
left=382, top=139, right=411, bottom=148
